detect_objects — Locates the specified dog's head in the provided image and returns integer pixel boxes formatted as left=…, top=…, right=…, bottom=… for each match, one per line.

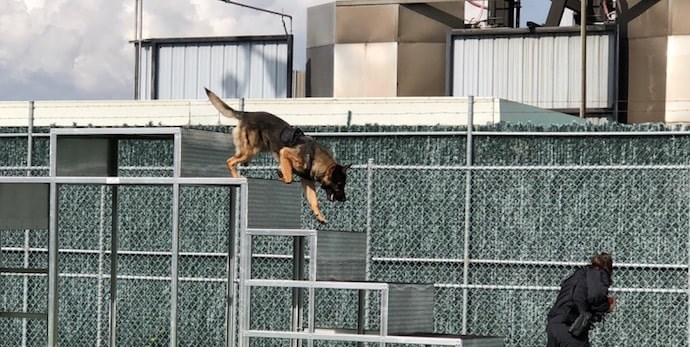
left=321, top=164, right=350, bottom=202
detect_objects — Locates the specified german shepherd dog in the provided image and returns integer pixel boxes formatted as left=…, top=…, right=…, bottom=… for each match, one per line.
left=205, top=88, right=350, bottom=224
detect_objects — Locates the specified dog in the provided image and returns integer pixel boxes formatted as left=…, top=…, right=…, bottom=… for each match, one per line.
left=205, top=88, right=350, bottom=224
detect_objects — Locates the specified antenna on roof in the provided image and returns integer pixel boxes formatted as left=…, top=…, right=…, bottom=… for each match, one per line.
left=216, top=0, right=293, bottom=36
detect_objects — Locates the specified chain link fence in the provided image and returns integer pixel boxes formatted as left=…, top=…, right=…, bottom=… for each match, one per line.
left=1, top=123, right=690, bottom=347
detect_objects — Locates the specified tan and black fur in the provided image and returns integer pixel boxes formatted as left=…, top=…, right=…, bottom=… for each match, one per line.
left=205, top=88, right=350, bottom=224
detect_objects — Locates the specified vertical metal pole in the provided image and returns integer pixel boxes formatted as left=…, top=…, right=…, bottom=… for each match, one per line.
left=22, top=100, right=34, bottom=347
left=291, top=236, right=305, bottom=347
left=461, top=96, right=474, bottom=335
left=687, top=170, right=690, bottom=347
left=580, top=0, right=587, bottom=118
left=96, top=186, right=107, bottom=347
left=171, top=131, right=181, bottom=346
left=22, top=229, right=29, bottom=347
left=362, top=158, right=374, bottom=343
left=108, top=135, right=121, bottom=347
left=238, top=181, right=250, bottom=347
left=47, top=131, right=58, bottom=347
left=307, top=234, right=316, bottom=347
left=133, top=0, right=144, bottom=99
left=170, top=183, right=180, bottom=346
left=109, top=186, right=119, bottom=347
left=357, top=290, right=365, bottom=337
left=48, top=181, right=58, bottom=347
left=379, top=287, right=388, bottom=347
left=366, top=158, right=373, bottom=280
left=226, top=187, right=238, bottom=347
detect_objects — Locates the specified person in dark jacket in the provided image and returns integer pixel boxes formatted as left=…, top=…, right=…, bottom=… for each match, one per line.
left=546, top=252, right=616, bottom=347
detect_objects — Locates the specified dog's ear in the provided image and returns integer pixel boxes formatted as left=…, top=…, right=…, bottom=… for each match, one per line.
left=341, top=164, right=352, bottom=172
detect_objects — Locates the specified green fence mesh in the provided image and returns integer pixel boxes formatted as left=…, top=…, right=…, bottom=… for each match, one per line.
left=1, top=123, right=689, bottom=347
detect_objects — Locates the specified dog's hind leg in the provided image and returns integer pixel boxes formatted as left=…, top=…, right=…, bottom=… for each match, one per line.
left=302, top=179, right=327, bottom=224
left=226, top=156, right=242, bottom=177
left=226, top=149, right=258, bottom=178
left=278, top=147, right=299, bottom=184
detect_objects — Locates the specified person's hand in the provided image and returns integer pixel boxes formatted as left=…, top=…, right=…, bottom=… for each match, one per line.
left=607, top=296, right=616, bottom=313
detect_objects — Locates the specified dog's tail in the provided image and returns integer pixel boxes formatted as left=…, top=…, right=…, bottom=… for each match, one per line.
left=205, top=87, right=243, bottom=120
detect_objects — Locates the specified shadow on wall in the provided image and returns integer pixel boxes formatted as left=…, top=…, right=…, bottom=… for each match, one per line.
left=220, top=43, right=288, bottom=99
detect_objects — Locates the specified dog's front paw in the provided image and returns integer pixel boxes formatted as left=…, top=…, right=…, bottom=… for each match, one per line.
left=315, top=214, right=328, bottom=224
left=276, top=170, right=293, bottom=184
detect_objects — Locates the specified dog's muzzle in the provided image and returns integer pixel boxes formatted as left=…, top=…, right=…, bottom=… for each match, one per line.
left=325, top=188, right=346, bottom=202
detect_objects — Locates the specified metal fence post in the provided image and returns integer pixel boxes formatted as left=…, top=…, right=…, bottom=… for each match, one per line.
left=48, top=130, right=58, bottom=347
left=109, top=186, right=119, bottom=347
left=171, top=132, right=182, bottom=346
left=363, top=158, right=374, bottom=336
left=171, top=182, right=180, bottom=346
left=687, top=169, right=690, bottom=347
left=366, top=158, right=373, bottom=281
left=461, top=96, right=474, bottom=335
left=22, top=100, right=34, bottom=346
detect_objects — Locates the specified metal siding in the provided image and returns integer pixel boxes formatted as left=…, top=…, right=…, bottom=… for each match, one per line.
left=522, top=37, right=537, bottom=105
left=493, top=38, right=508, bottom=98
left=276, top=42, right=288, bottom=97
left=208, top=45, right=225, bottom=97
left=223, top=44, right=239, bottom=98
left=142, top=39, right=289, bottom=100
left=567, top=35, right=580, bottom=109
left=538, top=36, right=554, bottom=109
left=236, top=44, right=251, bottom=99
left=249, top=43, right=264, bottom=98
left=478, top=38, right=493, bottom=97
left=137, top=45, right=152, bottom=100
left=184, top=45, right=199, bottom=98
left=157, top=46, right=172, bottom=99
left=456, top=39, right=478, bottom=97
left=506, top=37, right=522, bottom=103
left=553, top=36, right=571, bottom=109
left=171, top=46, right=186, bottom=99
left=451, top=40, right=462, bottom=96
left=451, top=31, right=614, bottom=110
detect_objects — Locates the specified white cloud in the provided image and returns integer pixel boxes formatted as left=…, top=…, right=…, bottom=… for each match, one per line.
left=0, top=0, right=325, bottom=101
left=0, top=0, right=554, bottom=101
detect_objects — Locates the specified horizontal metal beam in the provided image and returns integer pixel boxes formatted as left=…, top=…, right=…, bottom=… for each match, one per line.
left=246, top=228, right=317, bottom=237
left=0, top=267, right=48, bottom=274
left=246, top=279, right=389, bottom=290
left=0, top=311, right=48, bottom=320
left=244, top=329, right=504, bottom=346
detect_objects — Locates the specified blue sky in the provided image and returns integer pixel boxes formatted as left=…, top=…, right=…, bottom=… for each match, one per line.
left=0, top=0, right=553, bottom=101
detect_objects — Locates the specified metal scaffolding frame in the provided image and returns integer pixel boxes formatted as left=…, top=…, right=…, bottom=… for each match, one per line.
left=0, top=127, right=247, bottom=347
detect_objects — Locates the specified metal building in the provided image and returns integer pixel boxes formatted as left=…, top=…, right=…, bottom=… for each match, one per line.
left=306, top=0, right=464, bottom=97
left=134, top=36, right=293, bottom=100
left=449, top=25, right=616, bottom=114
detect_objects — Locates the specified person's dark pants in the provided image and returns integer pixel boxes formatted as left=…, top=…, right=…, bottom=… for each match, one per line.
left=547, top=322, right=590, bottom=347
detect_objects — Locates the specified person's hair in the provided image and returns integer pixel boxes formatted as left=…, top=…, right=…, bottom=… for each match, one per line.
left=590, top=252, right=613, bottom=276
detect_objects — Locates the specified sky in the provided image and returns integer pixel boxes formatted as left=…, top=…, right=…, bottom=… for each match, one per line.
left=0, top=0, right=551, bottom=101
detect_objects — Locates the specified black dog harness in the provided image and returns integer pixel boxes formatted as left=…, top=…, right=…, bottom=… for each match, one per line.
left=280, top=126, right=315, bottom=179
